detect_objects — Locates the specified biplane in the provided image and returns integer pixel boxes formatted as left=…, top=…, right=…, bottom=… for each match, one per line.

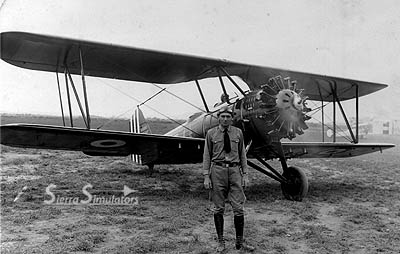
left=0, top=31, right=395, bottom=201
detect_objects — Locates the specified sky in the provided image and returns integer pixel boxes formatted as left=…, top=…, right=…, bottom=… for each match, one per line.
left=1, top=0, right=399, bottom=121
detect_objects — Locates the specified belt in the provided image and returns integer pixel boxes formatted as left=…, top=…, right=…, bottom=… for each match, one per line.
left=214, top=161, right=239, bottom=168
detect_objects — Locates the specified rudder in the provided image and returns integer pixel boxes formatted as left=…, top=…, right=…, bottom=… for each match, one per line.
left=129, top=107, right=152, bottom=164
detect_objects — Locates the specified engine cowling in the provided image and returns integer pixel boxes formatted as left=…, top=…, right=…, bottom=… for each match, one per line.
left=241, top=76, right=311, bottom=141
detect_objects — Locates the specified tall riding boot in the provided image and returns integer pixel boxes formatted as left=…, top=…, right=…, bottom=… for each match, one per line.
left=234, top=215, right=255, bottom=252
left=214, top=213, right=226, bottom=253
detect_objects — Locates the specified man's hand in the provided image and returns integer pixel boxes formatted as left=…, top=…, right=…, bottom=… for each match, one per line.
left=242, top=174, right=250, bottom=188
left=204, top=175, right=212, bottom=189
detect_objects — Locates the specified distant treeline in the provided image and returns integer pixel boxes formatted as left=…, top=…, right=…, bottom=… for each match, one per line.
left=0, top=114, right=184, bottom=134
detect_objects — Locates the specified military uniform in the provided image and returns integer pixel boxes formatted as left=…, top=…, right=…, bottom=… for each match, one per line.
left=203, top=125, right=247, bottom=216
left=203, top=120, right=254, bottom=252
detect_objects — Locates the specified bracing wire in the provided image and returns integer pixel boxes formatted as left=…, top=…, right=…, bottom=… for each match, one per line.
left=305, top=100, right=354, bottom=142
left=87, top=53, right=212, bottom=135
left=94, top=79, right=202, bottom=136
left=150, top=83, right=207, bottom=113
left=138, top=88, right=166, bottom=107
left=97, top=54, right=207, bottom=113
left=307, top=101, right=330, bottom=117
left=308, top=114, right=353, bottom=142
left=96, top=106, right=138, bottom=130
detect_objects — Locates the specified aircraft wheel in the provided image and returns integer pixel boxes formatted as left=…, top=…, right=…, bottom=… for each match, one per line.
left=281, top=166, right=308, bottom=201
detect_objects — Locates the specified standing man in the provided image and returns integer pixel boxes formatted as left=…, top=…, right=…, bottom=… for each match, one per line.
left=203, top=106, right=255, bottom=253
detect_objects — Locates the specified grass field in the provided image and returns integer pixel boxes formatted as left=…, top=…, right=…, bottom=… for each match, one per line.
left=1, top=115, right=400, bottom=253
left=0, top=113, right=184, bottom=134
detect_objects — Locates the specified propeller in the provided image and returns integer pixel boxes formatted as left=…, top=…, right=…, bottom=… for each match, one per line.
left=259, top=76, right=311, bottom=140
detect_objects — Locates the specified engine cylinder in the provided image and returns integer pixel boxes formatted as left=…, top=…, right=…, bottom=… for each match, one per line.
left=242, top=76, right=310, bottom=141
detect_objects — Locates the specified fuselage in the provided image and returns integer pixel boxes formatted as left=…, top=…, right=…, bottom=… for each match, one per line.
left=165, top=86, right=310, bottom=148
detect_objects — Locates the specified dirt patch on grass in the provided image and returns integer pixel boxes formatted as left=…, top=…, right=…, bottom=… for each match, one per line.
left=1, top=135, right=400, bottom=253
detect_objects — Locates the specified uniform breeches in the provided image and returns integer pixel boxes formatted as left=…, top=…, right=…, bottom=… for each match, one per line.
left=210, top=164, right=246, bottom=216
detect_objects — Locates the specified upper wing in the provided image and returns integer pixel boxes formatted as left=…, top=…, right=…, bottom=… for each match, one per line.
left=1, top=31, right=387, bottom=101
left=0, top=124, right=204, bottom=164
left=280, top=142, right=395, bottom=158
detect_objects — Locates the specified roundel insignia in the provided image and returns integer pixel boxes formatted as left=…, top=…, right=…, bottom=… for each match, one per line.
left=90, top=139, right=126, bottom=148
left=326, top=129, right=333, bottom=138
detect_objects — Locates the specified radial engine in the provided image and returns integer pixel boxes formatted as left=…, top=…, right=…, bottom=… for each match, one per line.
left=239, top=76, right=311, bottom=142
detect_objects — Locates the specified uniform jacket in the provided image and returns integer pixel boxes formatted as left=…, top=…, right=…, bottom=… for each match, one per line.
left=203, top=125, right=248, bottom=174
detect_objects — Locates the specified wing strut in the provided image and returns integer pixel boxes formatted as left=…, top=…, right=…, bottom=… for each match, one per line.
left=332, top=82, right=336, bottom=142
left=66, top=66, right=89, bottom=128
left=57, top=52, right=92, bottom=129
left=217, top=68, right=229, bottom=100
left=218, top=67, right=246, bottom=96
left=195, top=80, right=210, bottom=113
left=331, top=81, right=357, bottom=143
left=80, top=48, right=91, bottom=129
left=335, top=89, right=357, bottom=143
left=355, top=83, right=359, bottom=143
left=317, top=82, right=325, bottom=142
left=64, top=68, right=74, bottom=127
left=55, top=71, right=66, bottom=127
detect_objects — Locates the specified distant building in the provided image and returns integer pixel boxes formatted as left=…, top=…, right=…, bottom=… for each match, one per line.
left=392, top=120, right=400, bottom=135
left=371, top=120, right=400, bottom=135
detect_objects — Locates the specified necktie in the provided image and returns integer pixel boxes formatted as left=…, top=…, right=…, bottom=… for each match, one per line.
left=223, top=128, right=231, bottom=153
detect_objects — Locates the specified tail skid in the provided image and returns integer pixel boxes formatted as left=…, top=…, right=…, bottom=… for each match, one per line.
left=129, top=107, right=152, bottom=164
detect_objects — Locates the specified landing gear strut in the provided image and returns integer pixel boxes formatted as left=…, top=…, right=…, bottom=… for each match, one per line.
left=248, top=146, right=308, bottom=201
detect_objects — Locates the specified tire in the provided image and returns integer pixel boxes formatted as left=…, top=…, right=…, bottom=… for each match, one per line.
left=281, top=166, right=308, bottom=201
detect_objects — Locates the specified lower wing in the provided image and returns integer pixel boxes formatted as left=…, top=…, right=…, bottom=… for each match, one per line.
left=1, top=124, right=394, bottom=164
left=0, top=124, right=204, bottom=165
left=281, top=142, right=395, bottom=158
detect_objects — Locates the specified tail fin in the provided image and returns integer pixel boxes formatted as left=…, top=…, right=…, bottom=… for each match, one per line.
left=129, top=107, right=152, bottom=164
